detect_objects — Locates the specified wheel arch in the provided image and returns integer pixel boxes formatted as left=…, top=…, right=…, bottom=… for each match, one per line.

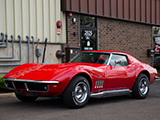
left=62, top=73, right=91, bottom=108
left=71, top=73, right=92, bottom=91
left=137, top=70, right=150, bottom=81
left=131, top=71, right=150, bottom=99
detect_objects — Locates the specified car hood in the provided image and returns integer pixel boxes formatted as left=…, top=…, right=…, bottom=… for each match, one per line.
left=4, top=62, right=105, bottom=81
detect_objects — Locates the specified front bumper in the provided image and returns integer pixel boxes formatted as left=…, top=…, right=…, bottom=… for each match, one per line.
left=3, top=78, right=59, bottom=93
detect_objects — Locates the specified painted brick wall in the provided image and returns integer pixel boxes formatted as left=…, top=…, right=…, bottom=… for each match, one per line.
left=98, top=18, right=152, bottom=65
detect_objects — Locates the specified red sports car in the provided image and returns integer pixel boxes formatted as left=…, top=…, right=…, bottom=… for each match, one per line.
left=3, top=50, right=158, bottom=108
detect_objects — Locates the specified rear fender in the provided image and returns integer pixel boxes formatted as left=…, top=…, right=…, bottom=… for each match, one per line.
left=135, top=70, right=150, bottom=83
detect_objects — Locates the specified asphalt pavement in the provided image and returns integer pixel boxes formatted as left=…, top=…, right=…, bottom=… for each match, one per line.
left=0, top=80, right=160, bottom=120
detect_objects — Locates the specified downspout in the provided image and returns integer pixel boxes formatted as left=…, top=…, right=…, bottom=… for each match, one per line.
left=0, top=32, right=4, bottom=44
left=0, top=33, right=8, bottom=48
left=0, top=35, right=22, bottom=62
left=0, top=35, right=14, bottom=59
left=31, top=36, right=34, bottom=63
left=0, top=35, right=22, bottom=63
left=26, top=35, right=30, bottom=63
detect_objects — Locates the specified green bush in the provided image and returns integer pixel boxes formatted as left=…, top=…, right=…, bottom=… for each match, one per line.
left=154, top=64, right=160, bottom=77
left=0, top=76, right=11, bottom=92
left=154, top=64, right=160, bottom=70
left=157, top=70, right=160, bottom=77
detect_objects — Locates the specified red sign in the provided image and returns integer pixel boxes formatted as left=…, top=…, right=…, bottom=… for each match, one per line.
left=155, top=45, right=160, bottom=54
left=57, top=29, right=61, bottom=35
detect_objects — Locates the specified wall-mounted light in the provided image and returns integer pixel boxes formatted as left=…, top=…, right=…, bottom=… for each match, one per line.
left=147, top=49, right=155, bottom=57
left=56, top=20, right=62, bottom=28
left=72, top=18, right=76, bottom=24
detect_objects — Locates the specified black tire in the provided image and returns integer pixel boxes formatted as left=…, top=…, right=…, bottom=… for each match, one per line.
left=131, top=73, right=149, bottom=99
left=15, top=93, right=38, bottom=102
left=62, top=76, right=90, bottom=108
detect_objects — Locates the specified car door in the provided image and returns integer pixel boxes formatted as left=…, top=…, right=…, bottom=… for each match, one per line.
left=105, top=54, right=135, bottom=90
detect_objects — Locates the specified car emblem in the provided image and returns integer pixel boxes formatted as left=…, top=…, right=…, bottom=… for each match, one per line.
left=20, top=74, right=24, bottom=76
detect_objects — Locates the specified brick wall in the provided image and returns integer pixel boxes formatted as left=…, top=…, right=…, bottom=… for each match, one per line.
left=67, top=14, right=153, bottom=65
left=98, top=18, right=152, bottom=65
left=67, top=14, right=79, bottom=46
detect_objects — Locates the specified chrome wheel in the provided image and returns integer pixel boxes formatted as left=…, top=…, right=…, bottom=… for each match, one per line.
left=63, top=76, right=90, bottom=108
left=131, top=73, right=149, bottom=99
left=73, top=81, right=88, bottom=104
left=139, top=78, right=149, bottom=96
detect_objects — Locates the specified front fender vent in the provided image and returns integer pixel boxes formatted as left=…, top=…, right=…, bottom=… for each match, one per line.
left=95, top=80, right=104, bottom=88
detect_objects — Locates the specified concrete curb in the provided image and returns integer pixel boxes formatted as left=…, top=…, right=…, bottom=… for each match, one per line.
left=0, top=92, right=15, bottom=97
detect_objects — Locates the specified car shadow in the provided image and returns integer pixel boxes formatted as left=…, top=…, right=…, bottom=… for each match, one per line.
left=3, top=95, right=131, bottom=110
left=6, top=95, right=134, bottom=109
left=4, top=91, right=158, bottom=110
left=4, top=97, right=66, bottom=110
left=87, top=95, right=133, bottom=106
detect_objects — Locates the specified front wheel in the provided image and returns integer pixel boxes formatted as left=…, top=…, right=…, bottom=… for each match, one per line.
left=62, top=76, right=90, bottom=108
left=131, top=73, right=149, bottom=99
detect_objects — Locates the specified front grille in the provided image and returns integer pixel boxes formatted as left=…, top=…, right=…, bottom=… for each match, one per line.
left=14, top=82, right=25, bottom=89
left=5, top=81, right=14, bottom=89
left=27, top=83, right=48, bottom=92
left=5, top=81, right=48, bottom=92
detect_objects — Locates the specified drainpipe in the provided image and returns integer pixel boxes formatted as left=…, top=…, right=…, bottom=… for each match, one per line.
left=0, top=35, right=22, bottom=74
left=0, top=35, right=14, bottom=59
left=42, top=38, right=47, bottom=63
left=31, top=36, right=34, bottom=63
left=26, top=35, right=30, bottom=63
left=0, top=33, right=8, bottom=48
left=0, top=35, right=21, bottom=62
left=0, top=32, right=4, bottom=44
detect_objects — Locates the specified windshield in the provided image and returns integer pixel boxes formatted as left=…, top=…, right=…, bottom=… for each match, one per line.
left=69, top=52, right=110, bottom=64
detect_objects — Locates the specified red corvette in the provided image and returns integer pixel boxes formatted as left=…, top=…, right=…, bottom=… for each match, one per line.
left=3, top=50, right=158, bottom=108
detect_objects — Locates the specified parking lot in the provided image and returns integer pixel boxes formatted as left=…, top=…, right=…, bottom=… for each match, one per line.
left=0, top=80, right=160, bottom=120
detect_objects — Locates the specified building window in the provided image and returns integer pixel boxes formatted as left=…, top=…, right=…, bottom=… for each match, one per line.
left=80, top=15, right=97, bottom=51
left=80, top=16, right=96, bottom=27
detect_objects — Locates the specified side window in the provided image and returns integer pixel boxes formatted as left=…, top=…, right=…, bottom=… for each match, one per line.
left=109, top=54, right=129, bottom=67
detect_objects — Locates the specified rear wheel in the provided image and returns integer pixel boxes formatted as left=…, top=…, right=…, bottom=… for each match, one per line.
left=15, top=93, right=38, bottom=102
left=131, top=73, right=149, bottom=99
left=62, top=76, right=90, bottom=108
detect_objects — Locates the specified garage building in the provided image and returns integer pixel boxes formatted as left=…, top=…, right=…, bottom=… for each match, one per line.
left=0, top=0, right=160, bottom=75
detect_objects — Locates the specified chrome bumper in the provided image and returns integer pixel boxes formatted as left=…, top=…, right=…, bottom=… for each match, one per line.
left=3, top=78, right=59, bottom=93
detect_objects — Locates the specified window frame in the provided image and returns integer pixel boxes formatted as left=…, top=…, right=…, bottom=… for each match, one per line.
left=107, top=53, right=130, bottom=67
left=78, top=15, right=98, bottom=51
left=69, top=52, right=110, bottom=64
